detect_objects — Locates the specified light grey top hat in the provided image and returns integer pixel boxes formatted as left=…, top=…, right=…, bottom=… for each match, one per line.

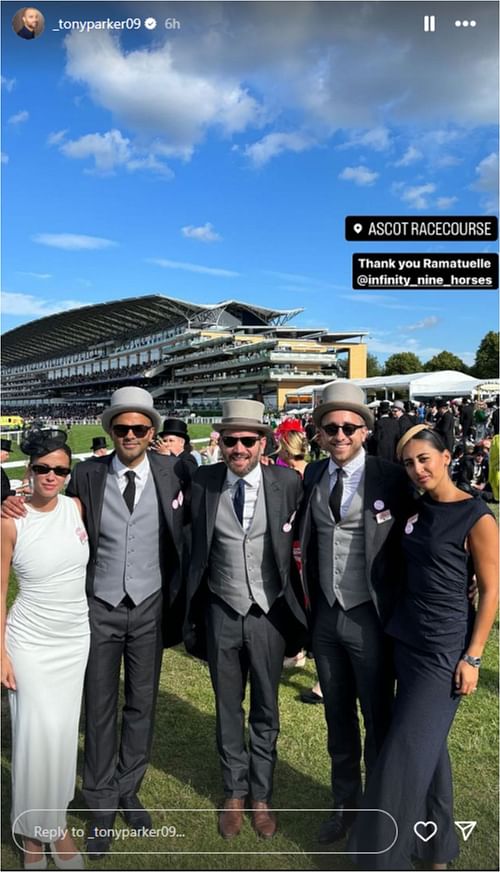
left=392, top=400, right=405, bottom=411
left=313, top=380, right=374, bottom=430
left=213, top=399, right=273, bottom=436
left=100, top=386, right=162, bottom=435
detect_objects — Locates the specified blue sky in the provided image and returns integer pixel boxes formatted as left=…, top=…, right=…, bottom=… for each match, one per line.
left=2, top=0, right=498, bottom=367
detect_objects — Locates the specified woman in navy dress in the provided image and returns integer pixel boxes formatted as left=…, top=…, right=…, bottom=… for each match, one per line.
left=348, top=425, right=498, bottom=871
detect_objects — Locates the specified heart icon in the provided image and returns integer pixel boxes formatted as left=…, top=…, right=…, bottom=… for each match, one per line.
left=413, top=820, right=438, bottom=842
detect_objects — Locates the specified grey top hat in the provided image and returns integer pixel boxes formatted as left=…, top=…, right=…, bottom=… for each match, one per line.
left=313, top=380, right=374, bottom=429
left=392, top=400, right=405, bottom=411
left=213, top=399, right=273, bottom=436
left=100, top=386, right=162, bottom=434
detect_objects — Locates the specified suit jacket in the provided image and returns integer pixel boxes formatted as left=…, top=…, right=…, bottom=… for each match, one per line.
left=299, top=455, right=412, bottom=628
left=1, top=468, right=13, bottom=502
left=434, top=410, right=455, bottom=452
left=184, top=462, right=308, bottom=660
left=66, top=450, right=189, bottom=646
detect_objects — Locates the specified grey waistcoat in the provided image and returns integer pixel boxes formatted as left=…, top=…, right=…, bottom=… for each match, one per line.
left=93, top=470, right=163, bottom=607
left=208, top=481, right=281, bottom=616
left=310, top=468, right=370, bottom=610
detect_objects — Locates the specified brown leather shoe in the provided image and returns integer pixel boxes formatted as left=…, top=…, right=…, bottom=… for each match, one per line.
left=250, top=801, right=277, bottom=839
left=218, top=798, right=246, bottom=839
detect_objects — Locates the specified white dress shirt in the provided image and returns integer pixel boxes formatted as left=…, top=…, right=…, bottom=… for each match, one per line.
left=226, top=464, right=262, bottom=532
left=328, top=449, right=366, bottom=520
left=112, top=454, right=150, bottom=509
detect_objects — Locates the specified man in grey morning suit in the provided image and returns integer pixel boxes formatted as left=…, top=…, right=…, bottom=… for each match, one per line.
left=184, top=400, right=307, bottom=840
left=66, top=387, right=188, bottom=858
left=299, top=381, right=411, bottom=844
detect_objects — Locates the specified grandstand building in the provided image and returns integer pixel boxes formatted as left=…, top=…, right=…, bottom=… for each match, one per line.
left=2, top=295, right=368, bottom=414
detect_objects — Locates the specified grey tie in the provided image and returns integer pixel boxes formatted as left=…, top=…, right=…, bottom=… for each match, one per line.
left=329, top=468, right=344, bottom=523
left=123, top=470, right=136, bottom=513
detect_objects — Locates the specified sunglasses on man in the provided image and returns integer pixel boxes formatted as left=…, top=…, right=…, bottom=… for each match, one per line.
left=112, top=424, right=152, bottom=438
left=221, top=435, right=262, bottom=448
left=321, top=423, right=366, bottom=437
left=31, top=464, right=72, bottom=477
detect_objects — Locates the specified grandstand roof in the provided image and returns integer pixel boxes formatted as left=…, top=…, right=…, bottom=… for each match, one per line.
left=2, top=295, right=304, bottom=366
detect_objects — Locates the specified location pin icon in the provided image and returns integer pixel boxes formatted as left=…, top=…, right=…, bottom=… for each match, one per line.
left=353, top=223, right=363, bottom=234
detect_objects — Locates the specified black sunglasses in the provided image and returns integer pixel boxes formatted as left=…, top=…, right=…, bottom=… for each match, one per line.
left=31, top=464, right=71, bottom=477
left=112, top=424, right=152, bottom=438
left=221, top=435, right=261, bottom=448
left=322, top=423, right=366, bottom=437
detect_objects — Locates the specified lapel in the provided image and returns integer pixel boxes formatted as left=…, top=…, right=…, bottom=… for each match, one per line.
left=205, top=463, right=227, bottom=549
left=85, top=455, right=113, bottom=545
left=302, top=458, right=329, bottom=543
left=262, top=465, right=284, bottom=560
left=364, top=455, right=394, bottom=576
left=148, top=451, right=178, bottom=534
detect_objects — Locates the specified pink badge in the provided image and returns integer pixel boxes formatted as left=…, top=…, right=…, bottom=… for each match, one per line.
left=172, top=499, right=179, bottom=510
left=374, top=500, right=385, bottom=511
left=405, top=523, right=414, bottom=535
left=177, top=490, right=184, bottom=506
left=282, top=522, right=292, bottom=533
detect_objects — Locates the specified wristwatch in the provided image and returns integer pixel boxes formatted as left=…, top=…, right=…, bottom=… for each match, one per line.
left=462, top=653, right=481, bottom=668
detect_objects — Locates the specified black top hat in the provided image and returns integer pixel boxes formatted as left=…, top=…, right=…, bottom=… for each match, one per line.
left=92, top=436, right=107, bottom=451
left=379, top=401, right=391, bottom=414
left=1, top=438, right=12, bottom=452
left=159, top=418, right=190, bottom=442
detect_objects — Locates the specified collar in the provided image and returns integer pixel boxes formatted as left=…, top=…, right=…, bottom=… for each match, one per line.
left=226, top=463, right=262, bottom=489
left=328, top=448, right=366, bottom=478
left=112, top=453, right=150, bottom=481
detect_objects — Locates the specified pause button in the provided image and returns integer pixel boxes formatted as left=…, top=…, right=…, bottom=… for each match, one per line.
left=423, top=14, right=436, bottom=31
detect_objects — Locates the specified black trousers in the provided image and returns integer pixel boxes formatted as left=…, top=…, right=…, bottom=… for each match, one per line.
left=82, top=590, right=163, bottom=819
left=347, top=640, right=461, bottom=870
left=205, top=595, right=287, bottom=802
left=312, top=595, right=394, bottom=805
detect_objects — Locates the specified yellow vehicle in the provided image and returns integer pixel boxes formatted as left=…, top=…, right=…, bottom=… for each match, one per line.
left=0, top=415, right=24, bottom=430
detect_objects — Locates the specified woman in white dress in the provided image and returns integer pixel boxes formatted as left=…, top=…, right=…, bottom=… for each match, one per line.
left=1, top=431, right=90, bottom=871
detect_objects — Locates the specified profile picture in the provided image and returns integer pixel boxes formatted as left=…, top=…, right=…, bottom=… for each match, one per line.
left=12, top=7, right=45, bottom=39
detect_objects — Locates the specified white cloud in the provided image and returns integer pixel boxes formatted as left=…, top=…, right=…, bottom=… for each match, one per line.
left=182, top=222, right=221, bottom=242
left=399, top=182, right=436, bottom=209
left=404, top=316, right=440, bottom=331
left=341, top=294, right=442, bottom=312
left=339, top=165, right=379, bottom=186
left=1, top=76, right=16, bottom=91
left=17, top=272, right=52, bottom=280
left=472, top=152, right=498, bottom=192
left=64, top=31, right=264, bottom=157
left=394, top=145, right=422, bottom=167
left=53, top=128, right=173, bottom=177
left=8, top=110, right=29, bottom=125
left=47, top=129, right=68, bottom=146
left=1, top=152, right=8, bottom=164
left=341, top=127, right=392, bottom=152
left=1, top=292, right=87, bottom=317
left=147, top=258, right=239, bottom=278
left=244, top=132, right=315, bottom=167
left=436, top=196, right=458, bottom=209
left=33, top=233, right=118, bottom=250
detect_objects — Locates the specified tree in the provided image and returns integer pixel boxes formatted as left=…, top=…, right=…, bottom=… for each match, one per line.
left=384, top=352, right=423, bottom=375
left=366, top=353, right=383, bottom=377
left=472, top=331, right=499, bottom=379
left=424, top=351, right=469, bottom=373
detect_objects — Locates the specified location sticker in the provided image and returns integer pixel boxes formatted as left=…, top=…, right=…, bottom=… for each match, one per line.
left=353, top=223, right=363, bottom=234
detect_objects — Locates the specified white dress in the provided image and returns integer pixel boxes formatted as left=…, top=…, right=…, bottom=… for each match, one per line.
left=6, top=495, right=90, bottom=838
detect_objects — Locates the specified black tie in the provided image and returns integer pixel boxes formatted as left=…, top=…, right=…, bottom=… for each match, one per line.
left=329, top=468, right=344, bottom=524
left=123, top=470, right=136, bottom=514
left=233, top=478, right=245, bottom=525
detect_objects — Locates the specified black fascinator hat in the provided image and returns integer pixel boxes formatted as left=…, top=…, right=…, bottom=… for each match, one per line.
left=21, top=426, right=71, bottom=461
